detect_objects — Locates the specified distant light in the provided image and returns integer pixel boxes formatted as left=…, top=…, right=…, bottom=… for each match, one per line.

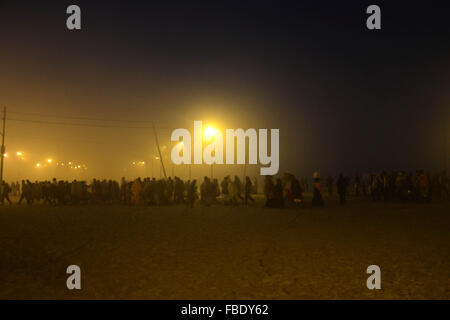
left=204, top=127, right=217, bottom=141
left=17, top=152, right=23, bottom=156
left=47, top=159, right=53, bottom=163
left=68, top=162, right=72, bottom=165
left=36, top=163, right=41, bottom=168
left=3, top=153, right=6, bottom=157
left=77, top=165, right=81, bottom=168
left=155, top=156, right=160, bottom=160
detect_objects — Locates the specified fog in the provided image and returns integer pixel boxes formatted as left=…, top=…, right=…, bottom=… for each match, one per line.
left=0, top=1, right=448, bottom=182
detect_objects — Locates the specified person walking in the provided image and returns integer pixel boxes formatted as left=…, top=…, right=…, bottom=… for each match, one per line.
left=312, top=172, right=324, bottom=207
left=1, top=181, right=12, bottom=205
left=337, top=173, right=348, bottom=205
left=245, top=176, right=255, bottom=205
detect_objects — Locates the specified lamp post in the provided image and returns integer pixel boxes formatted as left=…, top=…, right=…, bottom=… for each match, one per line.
left=177, top=141, right=191, bottom=180
left=211, top=150, right=214, bottom=179
left=16, top=151, right=23, bottom=180
left=0, top=107, right=6, bottom=184
left=151, top=156, right=154, bottom=178
left=155, top=156, right=161, bottom=178
left=203, top=126, right=217, bottom=180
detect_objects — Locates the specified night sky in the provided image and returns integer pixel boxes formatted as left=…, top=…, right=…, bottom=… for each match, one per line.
left=0, top=0, right=449, bottom=180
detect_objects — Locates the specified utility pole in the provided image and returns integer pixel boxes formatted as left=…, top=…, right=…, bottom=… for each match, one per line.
left=0, top=107, right=6, bottom=184
left=152, top=122, right=167, bottom=179
left=151, top=157, right=154, bottom=178
left=210, top=150, right=215, bottom=179
left=446, top=117, right=449, bottom=173
left=445, top=105, right=449, bottom=172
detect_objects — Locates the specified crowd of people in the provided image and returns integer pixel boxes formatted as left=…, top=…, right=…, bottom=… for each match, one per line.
left=317, top=170, right=449, bottom=206
left=0, top=176, right=259, bottom=208
left=0, top=170, right=448, bottom=208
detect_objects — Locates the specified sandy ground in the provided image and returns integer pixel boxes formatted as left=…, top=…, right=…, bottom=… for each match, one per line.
left=0, top=195, right=449, bottom=299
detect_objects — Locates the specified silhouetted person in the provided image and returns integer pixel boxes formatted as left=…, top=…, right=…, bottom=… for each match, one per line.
left=354, top=173, right=361, bottom=196
left=187, top=180, right=197, bottom=208
left=1, top=182, right=12, bottom=205
left=221, top=176, right=229, bottom=196
left=174, top=177, right=184, bottom=204
left=263, top=176, right=275, bottom=207
left=18, top=180, right=32, bottom=205
left=212, top=178, right=219, bottom=203
left=252, top=177, right=258, bottom=194
left=245, top=176, right=255, bottom=205
left=337, top=173, right=348, bottom=205
left=312, top=173, right=324, bottom=207
left=274, top=178, right=284, bottom=208
left=234, top=176, right=244, bottom=201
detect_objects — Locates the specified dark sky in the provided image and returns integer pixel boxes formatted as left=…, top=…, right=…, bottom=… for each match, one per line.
left=0, top=0, right=449, bottom=180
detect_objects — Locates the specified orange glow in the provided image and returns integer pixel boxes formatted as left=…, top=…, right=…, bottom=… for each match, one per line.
left=203, top=126, right=217, bottom=141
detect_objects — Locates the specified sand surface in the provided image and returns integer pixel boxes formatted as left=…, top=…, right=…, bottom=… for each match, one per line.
left=0, top=197, right=449, bottom=299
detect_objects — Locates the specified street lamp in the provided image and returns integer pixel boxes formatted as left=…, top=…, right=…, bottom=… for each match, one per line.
left=179, top=141, right=192, bottom=180
left=175, top=141, right=186, bottom=179
left=203, top=126, right=217, bottom=179
left=204, top=127, right=217, bottom=142
left=155, top=156, right=161, bottom=178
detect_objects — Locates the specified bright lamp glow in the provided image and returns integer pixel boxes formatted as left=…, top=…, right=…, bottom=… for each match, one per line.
left=204, top=127, right=217, bottom=141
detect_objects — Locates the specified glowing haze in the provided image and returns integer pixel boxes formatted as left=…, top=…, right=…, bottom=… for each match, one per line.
left=0, top=2, right=448, bottom=182
left=171, top=121, right=279, bottom=175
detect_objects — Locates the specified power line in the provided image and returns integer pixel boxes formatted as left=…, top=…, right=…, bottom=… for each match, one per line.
left=8, top=111, right=170, bottom=124
left=8, top=118, right=173, bottom=130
